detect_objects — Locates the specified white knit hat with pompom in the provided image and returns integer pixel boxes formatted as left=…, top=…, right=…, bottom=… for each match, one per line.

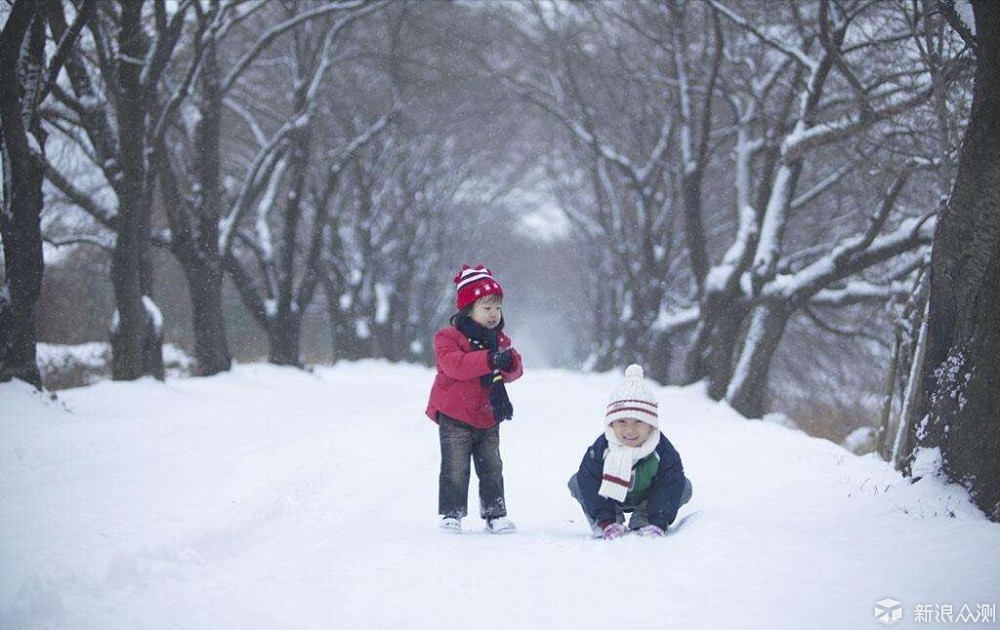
left=604, top=364, right=659, bottom=428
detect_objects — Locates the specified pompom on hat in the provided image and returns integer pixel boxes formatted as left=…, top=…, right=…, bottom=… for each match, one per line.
left=605, top=364, right=659, bottom=428
left=454, top=264, right=504, bottom=310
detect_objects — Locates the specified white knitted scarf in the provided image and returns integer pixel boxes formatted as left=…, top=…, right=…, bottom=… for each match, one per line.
left=598, top=428, right=659, bottom=502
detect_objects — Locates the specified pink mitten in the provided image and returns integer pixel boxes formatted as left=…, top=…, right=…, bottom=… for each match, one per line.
left=636, top=524, right=665, bottom=538
left=601, top=522, right=628, bottom=540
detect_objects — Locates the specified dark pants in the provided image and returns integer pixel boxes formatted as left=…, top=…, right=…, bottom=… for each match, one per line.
left=567, top=473, right=693, bottom=533
left=438, top=414, right=507, bottom=519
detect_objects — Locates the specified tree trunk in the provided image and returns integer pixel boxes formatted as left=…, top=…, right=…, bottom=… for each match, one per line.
left=681, top=168, right=709, bottom=296
left=268, top=313, right=302, bottom=367
left=167, top=29, right=231, bottom=377
left=110, top=297, right=164, bottom=380
left=683, top=287, right=750, bottom=400
left=705, top=300, right=751, bottom=401
left=0, top=147, right=45, bottom=389
left=910, top=0, right=1000, bottom=521
left=110, top=2, right=160, bottom=381
left=321, top=277, right=346, bottom=363
left=725, top=300, right=792, bottom=418
left=186, top=264, right=230, bottom=375
left=0, top=1, right=45, bottom=388
left=646, top=331, right=673, bottom=384
left=894, top=301, right=928, bottom=469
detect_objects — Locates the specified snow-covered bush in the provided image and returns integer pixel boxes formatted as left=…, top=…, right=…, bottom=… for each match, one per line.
left=36, top=342, right=193, bottom=389
left=843, top=426, right=876, bottom=455
left=36, top=343, right=109, bottom=390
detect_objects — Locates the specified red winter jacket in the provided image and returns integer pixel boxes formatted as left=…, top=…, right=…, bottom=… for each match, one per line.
left=425, top=326, right=524, bottom=429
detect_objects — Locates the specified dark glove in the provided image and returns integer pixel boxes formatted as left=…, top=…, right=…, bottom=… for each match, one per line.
left=489, top=381, right=514, bottom=422
left=489, top=349, right=513, bottom=372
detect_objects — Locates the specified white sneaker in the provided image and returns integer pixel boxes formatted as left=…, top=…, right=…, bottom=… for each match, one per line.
left=439, top=517, right=462, bottom=533
left=485, top=517, right=517, bottom=535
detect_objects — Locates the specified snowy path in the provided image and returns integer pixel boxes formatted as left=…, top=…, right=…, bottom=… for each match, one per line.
left=1, top=362, right=998, bottom=629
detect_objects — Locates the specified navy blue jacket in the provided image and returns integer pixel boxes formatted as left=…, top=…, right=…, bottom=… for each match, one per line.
left=576, top=432, right=686, bottom=530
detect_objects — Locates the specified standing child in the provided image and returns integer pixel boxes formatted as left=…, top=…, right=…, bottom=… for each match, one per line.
left=426, top=264, right=523, bottom=534
left=568, top=364, right=693, bottom=539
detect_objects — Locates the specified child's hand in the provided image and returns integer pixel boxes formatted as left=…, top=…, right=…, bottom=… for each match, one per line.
left=490, top=350, right=513, bottom=372
left=601, top=522, right=628, bottom=540
left=636, top=524, right=665, bottom=538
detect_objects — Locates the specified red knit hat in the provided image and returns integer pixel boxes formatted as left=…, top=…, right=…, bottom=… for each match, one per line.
left=454, top=264, right=504, bottom=310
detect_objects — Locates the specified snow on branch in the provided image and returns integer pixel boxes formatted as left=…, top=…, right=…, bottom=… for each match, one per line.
left=782, top=86, right=935, bottom=161
left=767, top=213, right=936, bottom=303
left=652, top=305, right=700, bottom=334
left=751, top=164, right=797, bottom=284
left=218, top=124, right=294, bottom=257
left=215, top=0, right=270, bottom=41
left=44, top=233, right=114, bottom=251
left=635, top=117, right=673, bottom=185
left=809, top=280, right=910, bottom=306
left=220, top=0, right=383, bottom=95
left=223, top=97, right=268, bottom=146
left=708, top=0, right=817, bottom=71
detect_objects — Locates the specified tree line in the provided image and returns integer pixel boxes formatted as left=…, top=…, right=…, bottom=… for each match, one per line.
left=1, top=1, right=997, bottom=518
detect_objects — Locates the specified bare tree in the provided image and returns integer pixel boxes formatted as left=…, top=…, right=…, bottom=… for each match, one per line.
left=313, top=0, right=531, bottom=365
left=690, top=0, right=966, bottom=416
left=40, top=0, right=206, bottom=380
left=157, top=0, right=389, bottom=374
left=1, top=0, right=95, bottom=388
left=483, top=2, right=692, bottom=374
left=494, top=1, right=958, bottom=416
left=222, top=1, right=397, bottom=366
left=909, top=0, right=1000, bottom=522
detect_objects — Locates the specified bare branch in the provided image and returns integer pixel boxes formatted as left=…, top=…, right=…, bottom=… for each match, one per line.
left=43, top=0, right=98, bottom=100
left=220, top=0, right=386, bottom=94
left=708, top=0, right=817, bottom=70
left=37, top=157, right=117, bottom=230
left=790, top=161, right=858, bottom=211
left=936, top=0, right=978, bottom=55
left=818, top=0, right=873, bottom=120
left=802, top=304, right=891, bottom=347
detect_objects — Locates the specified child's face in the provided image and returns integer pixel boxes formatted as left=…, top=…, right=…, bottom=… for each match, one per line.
left=610, top=418, right=654, bottom=447
left=470, top=296, right=502, bottom=329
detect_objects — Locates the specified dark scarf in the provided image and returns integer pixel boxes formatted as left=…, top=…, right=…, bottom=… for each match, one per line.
left=456, top=316, right=514, bottom=423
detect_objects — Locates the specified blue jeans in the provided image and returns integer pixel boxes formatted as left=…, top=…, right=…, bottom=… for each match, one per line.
left=438, top=414, right=507, bottom=519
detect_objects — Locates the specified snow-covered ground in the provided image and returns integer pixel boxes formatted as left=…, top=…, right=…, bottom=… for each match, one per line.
left=1, top=362, right=997, bottom=629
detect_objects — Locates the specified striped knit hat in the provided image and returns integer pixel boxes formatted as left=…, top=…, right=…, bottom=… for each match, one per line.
left=454, top=264, right=504, bottom=310
left=605, top=364, right=659, bottom=428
